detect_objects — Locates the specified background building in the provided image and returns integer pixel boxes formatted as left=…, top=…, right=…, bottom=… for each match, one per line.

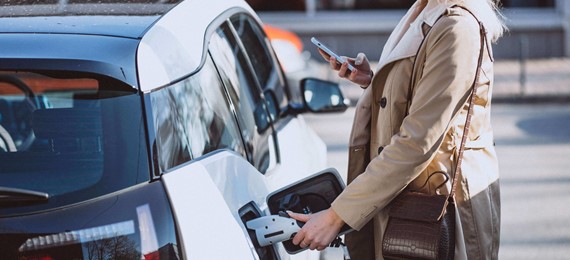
left=251, top=0, right=570, bottom=60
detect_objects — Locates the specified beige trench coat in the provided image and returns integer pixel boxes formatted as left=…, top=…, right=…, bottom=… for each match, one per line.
left=330, top=4, right=501, bottom=260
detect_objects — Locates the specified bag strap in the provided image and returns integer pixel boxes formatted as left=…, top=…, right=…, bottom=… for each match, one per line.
left=404, top=6, right=487, bottom=200
left=449, top=7, right=487, bottom=198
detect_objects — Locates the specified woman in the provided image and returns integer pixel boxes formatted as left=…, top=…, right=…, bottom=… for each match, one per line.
left=288, top=0, right=506, bottom=259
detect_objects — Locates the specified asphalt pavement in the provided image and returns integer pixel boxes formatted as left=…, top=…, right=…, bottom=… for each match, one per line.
left=493, top=104, right=570, bottom=259
left=303, top=58, right=570, bottom=259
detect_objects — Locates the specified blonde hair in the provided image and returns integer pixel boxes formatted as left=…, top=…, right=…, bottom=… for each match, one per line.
left=439, top=0, right=507, bottom=42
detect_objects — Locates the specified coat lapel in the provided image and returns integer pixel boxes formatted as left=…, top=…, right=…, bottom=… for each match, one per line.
left=376, top=23, right=423, bottom=73
left=376, top=1, right=423, bottom=73
left=374, top=2, right=453, bottom=75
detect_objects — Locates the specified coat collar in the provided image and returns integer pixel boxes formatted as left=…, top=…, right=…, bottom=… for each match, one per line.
left=375, top=1, right=453, bottom=75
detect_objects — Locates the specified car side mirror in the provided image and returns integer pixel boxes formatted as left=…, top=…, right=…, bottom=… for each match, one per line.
left=301, top=78, right=349, bottom=113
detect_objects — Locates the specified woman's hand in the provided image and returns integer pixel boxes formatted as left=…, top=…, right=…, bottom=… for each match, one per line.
left=288, top=208, right=345, bottom=251
left=317, top=49, right=373, bottom=86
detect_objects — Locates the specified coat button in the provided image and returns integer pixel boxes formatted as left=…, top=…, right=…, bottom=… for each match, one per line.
left=378, top=146, right=384, bottom=154
left=379, top=97, right=387, bottom=108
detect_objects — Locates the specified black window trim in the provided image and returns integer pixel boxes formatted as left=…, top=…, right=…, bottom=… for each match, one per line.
left=228, top=13, right=291, bottom=116
left=224, top=16, right=282, bottom=166
left=206, top=51, right=251, bottom=162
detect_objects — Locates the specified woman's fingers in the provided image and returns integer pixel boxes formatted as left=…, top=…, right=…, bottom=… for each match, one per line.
left=290, top=209, right=345, bottom=251
left=287, top=211, right=311, bottom=222
left=354, top=52, right=367, bottom=66
left=329, top=56, right=340, bottom=70
left=288, top=211, right=311, bottom=247
left=321, top=50, right=372, bottom=85
left=291, top=227, right=307, bottom=246
left=338, top=61, right=351, bottom=78
left=309, top=242, right=318, bottom=250
left=317, top=48, right=331, bottom=61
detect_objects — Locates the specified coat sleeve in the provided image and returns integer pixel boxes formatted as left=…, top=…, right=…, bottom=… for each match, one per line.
left=331, top=14, right=482, bottom=230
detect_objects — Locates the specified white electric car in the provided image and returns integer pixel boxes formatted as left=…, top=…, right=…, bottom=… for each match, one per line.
left=0, top=0, right=348, bottom=259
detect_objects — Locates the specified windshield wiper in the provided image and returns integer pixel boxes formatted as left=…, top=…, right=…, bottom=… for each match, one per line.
left=0, top=187, right=49, bottom=204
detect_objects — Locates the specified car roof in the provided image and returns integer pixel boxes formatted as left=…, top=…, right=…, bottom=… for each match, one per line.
left=0, top=2, right=181, bottom=39
left=0, top=0, right=259, bottom=92
left=0, top=15, right=160, bottom=39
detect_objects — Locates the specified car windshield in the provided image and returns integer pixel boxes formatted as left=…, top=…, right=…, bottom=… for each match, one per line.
left=0, top=70, right=149, bottom=214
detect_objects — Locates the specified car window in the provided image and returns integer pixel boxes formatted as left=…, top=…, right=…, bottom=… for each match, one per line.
left=0, top=70, right=149, bottom=214
left=230, top=14, right=288, bottom=115
left=209, top=22, right=275, bottom=174
left=150, top=56, right=246, bottom=172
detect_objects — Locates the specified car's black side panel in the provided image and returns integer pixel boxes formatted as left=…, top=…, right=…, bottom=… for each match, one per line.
left=0, top=181, right=180, bottom=259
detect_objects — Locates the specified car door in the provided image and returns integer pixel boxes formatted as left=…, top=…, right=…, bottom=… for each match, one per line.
left=142, top=5, right=349, bottom=258
left=148, top=53, right=266, bottom=259
left=208, top=15, right=332, bottom=260
left=223, top=13, right=329, bottom=192
left=208, top=21, right=277, bottom=175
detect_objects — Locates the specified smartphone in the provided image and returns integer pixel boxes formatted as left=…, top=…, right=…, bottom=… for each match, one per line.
left=311, top=37, right=355, bottom=72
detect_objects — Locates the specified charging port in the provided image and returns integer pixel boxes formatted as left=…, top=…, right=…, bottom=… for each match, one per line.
left=239, top=202, right=277, bottom=260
